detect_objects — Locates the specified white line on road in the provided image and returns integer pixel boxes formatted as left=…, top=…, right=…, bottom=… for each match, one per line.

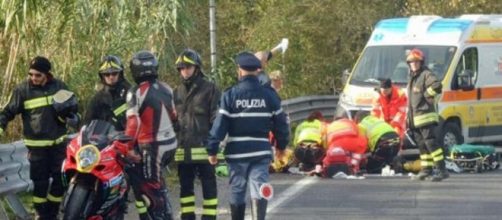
left=267, top=176, right=319, bottom=213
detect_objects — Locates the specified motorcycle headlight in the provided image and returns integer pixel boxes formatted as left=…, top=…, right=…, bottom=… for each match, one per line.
left=76, top=145, right=101, bottom=173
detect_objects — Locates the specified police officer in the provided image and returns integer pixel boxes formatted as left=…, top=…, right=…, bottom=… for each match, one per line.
left=206, top=52, right=289, bottom=220
left=84, top=55, right=131, bottom=130
left=123, top=50, right=177, bottom=219
left=0, top=56, right=79, bottom=219
left=406, top=48, right=448, bottom=181
left=173, top=49, right=221, bottom=220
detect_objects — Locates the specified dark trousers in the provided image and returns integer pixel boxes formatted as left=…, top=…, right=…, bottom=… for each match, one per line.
left=411, top=124, right=444, bottom=170
left=366, top=132, right=399, bottom=173
left=127, top=146, right=175, bottom=220
left=178, top=163, right=218, bottom=220
left=28, top=143, right=66, bottom=219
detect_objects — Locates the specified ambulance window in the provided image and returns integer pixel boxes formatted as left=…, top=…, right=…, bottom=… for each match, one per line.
left=452, top=47, right=478, bottom=90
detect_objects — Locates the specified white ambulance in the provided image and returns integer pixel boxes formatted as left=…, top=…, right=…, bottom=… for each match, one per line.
left=336, top=14, right=502, bottom=148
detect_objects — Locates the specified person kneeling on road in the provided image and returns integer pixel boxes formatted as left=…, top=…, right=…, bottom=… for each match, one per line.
left=291, top=111, right=326, bottom=173
left=322, top=117, right=367, bottom=177
left=354, top=111, right=400, bottom=174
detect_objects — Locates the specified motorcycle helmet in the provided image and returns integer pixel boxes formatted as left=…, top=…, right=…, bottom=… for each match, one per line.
left=52, top=89, right=78, bottom=118
left=130, top=50, right=158, bottom=84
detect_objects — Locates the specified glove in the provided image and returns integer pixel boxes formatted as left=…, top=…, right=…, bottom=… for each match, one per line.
left=66, top=113, right=79, bottom=129
left=215, top=164, right=229, bottom=177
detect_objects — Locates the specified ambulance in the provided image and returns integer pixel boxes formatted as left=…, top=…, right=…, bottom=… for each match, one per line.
left=336, top=14, right=502, bottom=148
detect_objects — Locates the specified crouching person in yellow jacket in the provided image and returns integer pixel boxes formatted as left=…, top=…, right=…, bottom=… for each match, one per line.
left=354, top=111, right=400, bottom=173
left=291, top=111, right=326, bottom=172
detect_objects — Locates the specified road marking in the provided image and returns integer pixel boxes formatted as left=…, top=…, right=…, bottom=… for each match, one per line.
left=267, top=177, right=319, bottom=213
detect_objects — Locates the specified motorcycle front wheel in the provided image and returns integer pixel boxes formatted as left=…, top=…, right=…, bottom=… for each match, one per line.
left=63, top=182, right=93, bottom=220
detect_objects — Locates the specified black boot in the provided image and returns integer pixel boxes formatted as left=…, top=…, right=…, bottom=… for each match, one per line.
left=33, top=202, right=49, bottom=220
left=230, top=203, right=246, bottom=220
left=251, top=199, right=268, bottom=220
left=411, top=167, right=432, bottom=181
left=46, top=201, right=61, bottom=220
left=431, top=160, right=450, bottom=182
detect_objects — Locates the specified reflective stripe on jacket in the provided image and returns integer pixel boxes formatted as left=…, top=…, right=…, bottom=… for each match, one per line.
left=206, top=75, right=290, bottom=162
left=326, top=119, right=358, bottom=145
left=293, top=119, right=323, bottom=146
left=174, top=147, right=224, bottom=162
left=406, top=67, right=442, bottom=128
left=174, top=75, right=221, bottom=163
left=358, top=115, right=395, bottom=152
left=371, top=85, right=407, bottom=136
left=0, top=79, right=73, bottom=146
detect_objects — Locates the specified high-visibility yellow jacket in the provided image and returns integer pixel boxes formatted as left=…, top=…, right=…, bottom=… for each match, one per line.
left=357, top=115, right=396, bottom=152
left=293, top=119, right=323, bottom=146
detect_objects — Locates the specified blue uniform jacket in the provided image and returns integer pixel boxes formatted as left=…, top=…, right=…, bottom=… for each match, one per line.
left=206, top=75, right=290, bottom=162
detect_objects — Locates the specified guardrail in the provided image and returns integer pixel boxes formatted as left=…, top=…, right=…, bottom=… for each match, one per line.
left=0, top=141, right=32, bottom=220
left=282, top=95, right=338, bottom=124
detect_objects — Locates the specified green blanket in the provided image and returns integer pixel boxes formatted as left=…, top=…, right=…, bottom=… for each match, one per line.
left=449, top=144, right=495, bottom=156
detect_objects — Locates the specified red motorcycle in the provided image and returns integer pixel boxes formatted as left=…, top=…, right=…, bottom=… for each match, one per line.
left=62, top=120, right=131, bottom=220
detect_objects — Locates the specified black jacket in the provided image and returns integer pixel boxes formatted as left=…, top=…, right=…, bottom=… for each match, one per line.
left=0, top=78, right=76, bottom=146
left=84, top=80, right=131, bottom=130
left=407, top=66, right=442, bottom=128
left=206, top=75, right=290, bottom=162
left=174, top=74, right=220, bottom=161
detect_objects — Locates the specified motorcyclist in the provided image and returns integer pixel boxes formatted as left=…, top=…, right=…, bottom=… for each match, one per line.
left=123, top=50, right=178, bottom=219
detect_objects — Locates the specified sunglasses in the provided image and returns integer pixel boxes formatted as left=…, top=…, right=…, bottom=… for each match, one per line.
left=101, top=72, right=119, bottom=77
left=28, top=72, right=44, bottom=78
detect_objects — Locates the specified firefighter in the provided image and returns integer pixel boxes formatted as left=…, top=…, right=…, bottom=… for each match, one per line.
left=371, top=78, right=407, bottom=138
left=406, top=48, right=448, bottom=181
left=323, top=117, right=367, bottom=176
left=292, top=111, right=326, bottom=172
left=206, top=52, right=289, bottom=220
left=84, top=55, right=131, bottom=130
left=173, top=49, right=221, bottom=220
left=354, top=111, right=400, bottom=173
left=123, top=50, right=177, bottom=219
left=0, top=56, right=79, bottom=219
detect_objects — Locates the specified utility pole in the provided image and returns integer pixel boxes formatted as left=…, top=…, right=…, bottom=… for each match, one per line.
left=209, top=0, right=217, bottom=76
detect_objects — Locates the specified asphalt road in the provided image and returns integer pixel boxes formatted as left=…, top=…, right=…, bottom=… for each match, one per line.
left=125, top=169, right=502, bottom=220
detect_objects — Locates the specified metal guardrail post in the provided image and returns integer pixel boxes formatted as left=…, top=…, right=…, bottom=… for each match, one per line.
left=5, top=194, right=31, bottom=220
